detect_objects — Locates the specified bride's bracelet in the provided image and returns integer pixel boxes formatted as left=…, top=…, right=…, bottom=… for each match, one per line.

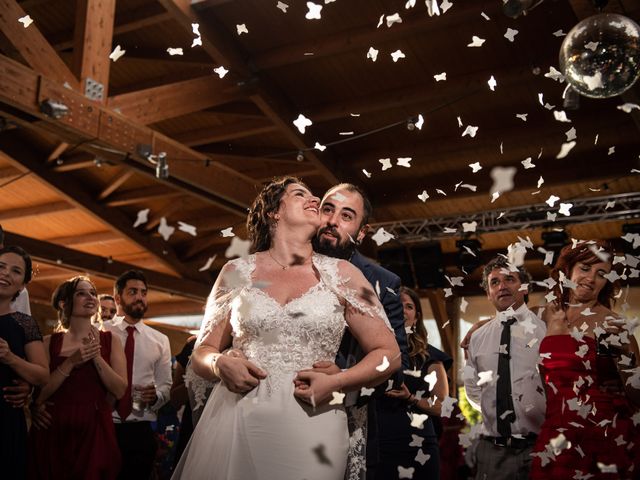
left=209, top=353, right=222, bottom=378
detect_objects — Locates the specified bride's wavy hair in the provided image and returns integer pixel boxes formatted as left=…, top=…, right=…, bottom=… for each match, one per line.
left=402, top=286, right=430, bottom=366
left=247, top=176, right=307, bottom=253
left=552, top=239, right=619, bottom=309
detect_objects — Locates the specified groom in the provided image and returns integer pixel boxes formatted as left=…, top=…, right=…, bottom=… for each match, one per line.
left=311, top=183, right=409, bottom=480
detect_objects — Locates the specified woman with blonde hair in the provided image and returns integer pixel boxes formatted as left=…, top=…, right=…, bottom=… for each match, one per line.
left=28, top=276, right=127, bottom=479
left=377, top=286, right=451, bottom=479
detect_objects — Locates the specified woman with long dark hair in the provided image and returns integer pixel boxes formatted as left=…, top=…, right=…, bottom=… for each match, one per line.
left=0, top=246, right=48, bottom=480
left=377, top=286, right=451, bottom=479
left=28, top=275, right=127, bottom=480
left=530, top=240, right=640, bottom=479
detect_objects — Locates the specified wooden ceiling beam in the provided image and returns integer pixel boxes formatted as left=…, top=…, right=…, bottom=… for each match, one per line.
left=0, top=132, right=197, bottom=279
left=46, top=142, right=69, bottom=162
left=0, top=201, right=74, bottom=221
left=0, top=0, right=78, bottom=88
left=157, top=0, right=340, bottom=185
left=108, top=76, right=243, bottom=125
left=97, top=169, right=134, bottom=201
left=104, top=185, right=181, bottom=207
left=3, top=230, right=210, bottom=300
left=253, top=1, right=483, bottom=71
left=143, top=199, right=188, bottom=232
left=51, top=153, right=97, bottom=172
left=46, top=230, right=121, bottom=247
left=0, top=165, right=22, bottom=180
left=72, top=0, right=116, bottom=101
left=52, top=3, right=173, bottom=51
left=0, top=54, right=257, bottom=216
left=175, top=119, right=278, bottom=147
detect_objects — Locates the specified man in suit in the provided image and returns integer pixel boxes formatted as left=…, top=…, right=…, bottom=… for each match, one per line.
left=312, top=183, right=409, bottom=480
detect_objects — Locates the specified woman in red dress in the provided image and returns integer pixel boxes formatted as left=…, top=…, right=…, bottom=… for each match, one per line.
left=530, top=240, right=640, bottom=479
left=28, top=276, right=127, bottom=480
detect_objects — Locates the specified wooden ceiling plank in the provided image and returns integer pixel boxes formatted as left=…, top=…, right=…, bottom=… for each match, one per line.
left=143, top=199, right=187, bottom=232
left=47, top=231, right=121, bottom=247
left=157, top=0, right=339, bottom=185
left=3, top=230, right=210, bottom=300
left=51, top=156, right=96, bottom=172
left=0, top=201, right=74, bottom=221
left=175, top=119, right=278, bottom=147
left=0, top=54, right=257, bottom=215
left=0, top=165, right=22, bottom=180
left=97, top=169, right=135, bottom=200
left=72, top=0, right=116, bottom=101
left=46, top=141, right=69, bottom=162
left=0, top=132, right=196, bottom=279
left=0, top=0, right=78, bottom=88
left=108, top=76, right=244, bottom=125
left=104, top=185, right=181, bottom=207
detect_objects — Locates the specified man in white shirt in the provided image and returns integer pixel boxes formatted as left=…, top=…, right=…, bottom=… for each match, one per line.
left=464, top=257, right=546, bottom=480
left=105, top=270, right=172, bottom=480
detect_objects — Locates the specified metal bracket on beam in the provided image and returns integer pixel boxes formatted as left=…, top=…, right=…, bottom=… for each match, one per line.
left=84, top=77, right=104, bottom=102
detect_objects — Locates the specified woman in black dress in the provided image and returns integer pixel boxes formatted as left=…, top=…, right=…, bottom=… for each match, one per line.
left=377, top=286, right=451, bottom=479
left=0, top=246, right=48, bottom=479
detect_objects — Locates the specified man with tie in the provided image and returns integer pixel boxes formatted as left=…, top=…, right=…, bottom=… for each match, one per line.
left=105, top=270, right=172, bottom=480
left=464, top=257, right=546, bottom=480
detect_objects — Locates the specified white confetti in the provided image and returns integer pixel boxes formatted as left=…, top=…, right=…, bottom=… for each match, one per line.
left=556, top=141, right=576, bottom=159
left=415, top=448, right=431, bottom=465
left=462, top=221, right=477, bottom=233
left=617, top=103, right=640, bottom=113
left=469, top=162, right=482, bottom=172
left=379, top=158, right=392, bottom=171
left=18, top=15, right=33, bottom=28
left=133, top=208, right=150, bottom=228
left=167, top=47, right=184, bottom=56
left=477, top=370, right=493, bottom=386
left=490, top=166, right=517, bottom=194
left=544, top=66, right=565, bottom=82
left=391, top=49, right=406, bottom=62
left=409, top=434, right=423, bottom=447
left=293, top=114, right=312, bottom=134
left=397, top=157, right=412, bottom=167
left=109, top=45, right=126, bottom=62
left=178, top=221, right=197, bottom=236
left=608, top=146, right=615, bottom=155
left=553, top=29, right=566, bottom=37
left=386, top=13, right=402, bottom=27
left=418, top=190, right=429, bottom=202
left=398, top=466, right=415, bottom=479
left=462, top=125, right=478, bottom=137
left=225, top=236, right=251, bottom=259
left=425, top=0, right=440, bottom=16
left=410, top=413, right=429, bottom=428
left=521, top=157, right=535, bottom=169
left=329, top=391, right=345, bottom=405
left=221, top=227, right=235, bottom=237
left=362, top=169, right=372, bottom=178
left=198, top=255, right=217, bottom=272
left=565, top=127, right=577, bottom=141
left=504, top=28, right=519, bottom=42
left=372, top=227, right=395, bottom=246
left=360, top=386, right=375, bottom=396
left=415, top=114, right=424, bottom=130
left=366, top=47, right=379, bottom=62
left=554, top=110, right=572, bottom=122
left=468, top=36, right=486, bottom=47
left=558, top=203, right=573, bottom=216
left=481, top=11, right=490, bottom=20
left=158, top=217, right=175, bottom=241
left=276, top=1, right=289, bottom=13
left=314, top=142, right=326, bottom=151
left=516, top=113, right=528, bottom=122
left=491, top=191, right=500, bottom=203
left=488, top=75, right=497, bottom=91
left=584, top=41, right=598, bottom=51
left=375, top=355, right=390, bottom=372
left=305, top=2, right=323, bottom=19
left=434, top=72, right=447, bottom=81
left=440, top=0, right=453, bottom=13
left=213, top=66, right=229, bottom=78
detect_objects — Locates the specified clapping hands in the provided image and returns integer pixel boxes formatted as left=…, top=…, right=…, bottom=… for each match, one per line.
left=69, top=329, right=101, bottom=367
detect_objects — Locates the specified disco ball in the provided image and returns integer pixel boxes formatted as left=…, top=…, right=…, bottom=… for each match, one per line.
left=559, top=13, right=640, bottom=99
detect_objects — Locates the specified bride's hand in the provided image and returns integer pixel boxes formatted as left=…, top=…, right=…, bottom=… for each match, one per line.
left=293, top=371, right=342, bottom=406
left=215, top=355, right=267, bottom=394
left=542, top=301, right=568, bottom=335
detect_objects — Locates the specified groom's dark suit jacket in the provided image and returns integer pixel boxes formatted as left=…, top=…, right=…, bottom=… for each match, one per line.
left=336, top=249, right=410, bottom=471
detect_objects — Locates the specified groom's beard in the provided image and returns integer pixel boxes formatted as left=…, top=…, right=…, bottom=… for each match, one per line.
left=312, top=227, right=356, bottom=260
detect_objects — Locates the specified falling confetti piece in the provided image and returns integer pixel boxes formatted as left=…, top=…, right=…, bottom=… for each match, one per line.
left=236, top=24, right=249, bottom=35
left=504, top=28, right=519, bottom=42
left=462, top=221, right=478, bottom=233
left=477, top=370, right=494, bottom=386
left=391, top=49, right=406, bottom=62
left=469, top=162, right=482, bottom=172
left=213, top=66, right=229, bottom=78
left=415, top=449, right=431, bottom=466
left=367, top=47, right=379, bottom=62
left=425, top=0, right=440, bottom=16
left=158, top=217, right=175, bottom=241
left=372, top=227, right=394, bottom=246
left=225, top=236, right=251, bottom=258
left=544, top=66, right=565, bottom=82
left=553, top=29, right=566, bottom=37
left=362, top=169, right=372, bottom=178
left=398, top=466, right=415, bottom=479
left=375, top=356, right=390, bottom=372
left=481, top=11, right=490, bottom=20
left=554, top=110, right=571, bottom=122
left=397, top=157, right=412, bottom=167
left=360, top=386, right=374, bottom=396
left=608, top=146, right=615, bottom=155
left=167, top=47, right=184, bottom=56
left=565, top=127, right=577, bottom=141
left=18, top=15, right=33, bottom=28
left=556, top=141, right=576, bottom=159
left=558, top=203, right=573, bottom=216
left=488, top=75, right=497, bottom=91
left=293, top=114, right=312, bottom=133
left=537, top=176, right=544, bottom=188
left=468, top=36, right=486, bottom=47
left=191, top=36, right=202, bottom=47
left=490, top=166, right=517, bottom=194
left=221, top=227, right=235, bottom=237
left=521, top=157, right=535, bottom=169
left=386, top=13, right=402, bottom=27
left=415, top=114, right=424, bottom=129
left=418, top=190, right=429, bottom=202
left=178, top=221, right=197, bottom=236
left=516, top=113, right=528, bottom=121
left=491, top=191, right=500, bottom=203
left=441, top=0, right=453, bottom=13
left=306, top=2, right=322, bottom=19
left=617, top=103, right=640, bottom=113
left=379, top=158, right=392, bottom=171
left=434, top=72, right=447, bottom=81
left=313, top=142, right=326, bottom=152
left=462, top=125, right=478, bottom=137
left=424, top=370, right=438, bottom=390
left=410, top=413, right=429, bottom=428
left=109, top=45, right=126, bottom=62
left=546, top=195, right=560, bottom=207
left=329, top=391, right=345, bottom=405
left=133, top=208, right=150, bottom=228
left=199, top=255, right=217, bottom=272
left=276, top=1, right=289, bottom=13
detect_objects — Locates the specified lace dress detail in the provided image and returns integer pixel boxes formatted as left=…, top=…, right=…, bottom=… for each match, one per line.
left=12, top=312, right=42, bottom=342
left=177, top=253, right=389, bottom=480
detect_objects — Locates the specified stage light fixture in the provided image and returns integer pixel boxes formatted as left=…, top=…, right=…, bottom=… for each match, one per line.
left=40, top=99, right=69, bottom=119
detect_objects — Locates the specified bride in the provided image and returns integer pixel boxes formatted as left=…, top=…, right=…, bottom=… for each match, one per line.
left=172, top=176, right=400, bottom=480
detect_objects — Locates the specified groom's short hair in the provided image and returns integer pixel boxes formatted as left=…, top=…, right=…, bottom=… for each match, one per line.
left=325, top=183, right=372, bottom=227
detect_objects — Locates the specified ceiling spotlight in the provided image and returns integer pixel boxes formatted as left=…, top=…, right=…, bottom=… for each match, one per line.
left=155, top=152, right=169, bottom=179
left=40, top=99, right=69, bottom=119
left=94, top=158, right=103, bottom=167
left=406, top=117, right=416, bottom=131
left=296, top=151, right=305, bottom=162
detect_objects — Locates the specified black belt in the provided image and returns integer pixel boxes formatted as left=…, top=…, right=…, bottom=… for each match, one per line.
left=483, top=433, right=537, bottom=448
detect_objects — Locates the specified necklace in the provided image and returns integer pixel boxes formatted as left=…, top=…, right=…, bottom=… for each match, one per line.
left=267, top=249, right=311, bottom=270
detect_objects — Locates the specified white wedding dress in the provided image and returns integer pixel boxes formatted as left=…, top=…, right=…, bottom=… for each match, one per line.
left=173, top=253, right=389, bottom=480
